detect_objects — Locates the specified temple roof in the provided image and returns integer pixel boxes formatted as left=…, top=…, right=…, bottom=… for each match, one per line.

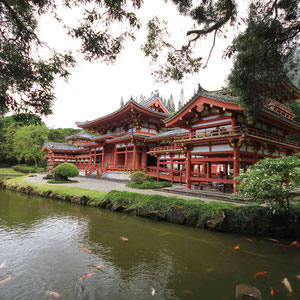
left=65, top=131, right=95, bottom=141
left=42, top=141, right=85, bottom=152
left=76, top=100, right=169, bottom=130
left=140, top=94, right=169, bottom=114
left=146, top=128, right=188, bottom=140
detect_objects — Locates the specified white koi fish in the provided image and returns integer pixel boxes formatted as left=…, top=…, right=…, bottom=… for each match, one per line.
left=0, top=261, right=6, bottom=269
left=44, top=290, right=61, bottom=298
left=151, top=287, right=156, bottom=296
left=282, top=278, right=292, bottom=295
left=0, top=274, right=12, bottom=285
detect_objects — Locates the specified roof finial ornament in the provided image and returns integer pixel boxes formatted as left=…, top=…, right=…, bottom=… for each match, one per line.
left=197, top=83, right=205, bottom=93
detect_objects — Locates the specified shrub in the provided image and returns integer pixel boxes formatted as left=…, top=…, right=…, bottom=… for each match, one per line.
left=236, top=154, right=300, bottom=213
left=129, top=171, right=145, bottom=184
left=144, top=174, right=155, bottom=182
left=53, top=163, right=79, bottom=181
left=126, top=181, right=172, bottom=189
left=12, top=164, right=39, bottom=173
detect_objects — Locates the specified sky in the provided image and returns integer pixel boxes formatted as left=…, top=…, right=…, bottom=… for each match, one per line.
left=38, top=1, right=248, bottom=129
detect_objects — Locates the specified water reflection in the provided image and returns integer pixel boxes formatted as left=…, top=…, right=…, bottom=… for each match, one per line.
left=0, top=189, right=300, bottom=299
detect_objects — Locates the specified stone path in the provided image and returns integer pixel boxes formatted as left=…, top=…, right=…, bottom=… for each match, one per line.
left=24, top=173, right=242, bottom=204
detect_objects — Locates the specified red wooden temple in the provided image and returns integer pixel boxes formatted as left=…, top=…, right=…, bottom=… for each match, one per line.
left=42, top=83, right=300, bottom=191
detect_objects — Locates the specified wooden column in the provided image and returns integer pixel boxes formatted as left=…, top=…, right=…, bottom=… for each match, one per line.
left=113, top=145, right=117, bottom=166
left=185, top=150, right=191, bottom=189
left=46, top=158, right=49, bottom=173
left=233, top=147, right=240, bottom=192
left=94, top=151, right=96, bottom=166
left=170, top=154, right=174, bottom=184
left=157, top=155, right=160, bottom=182
left=142, top=147, right=147, bottom=170
left=133, top=142, right=137, bottom=170
left=125, top=145, right=128, bottom=167
left=207, top=162, right=211, bottom=178
left=102, top=145, right=105, bottom=167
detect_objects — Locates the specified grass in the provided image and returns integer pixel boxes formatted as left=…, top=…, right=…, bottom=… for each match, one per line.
left=47, top=179, right=78, bottom=184
left=0, top=169, right=26, bottom=176
left=4, top=176, right=106, bottom=202
left=126, top=181, right=172, bottom=189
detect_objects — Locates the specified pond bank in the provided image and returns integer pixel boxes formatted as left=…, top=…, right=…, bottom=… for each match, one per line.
left=1, top=176, right=300, bottom=238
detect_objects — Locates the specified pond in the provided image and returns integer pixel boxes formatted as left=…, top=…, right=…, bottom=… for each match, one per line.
left=0, top=189, right=299, bottom=299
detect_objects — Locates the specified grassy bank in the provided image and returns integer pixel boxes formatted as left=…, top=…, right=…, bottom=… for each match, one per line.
left=0, top=169, right=26, bottom=182
left=126, top=181, right=172, bottom=189
left=2, top=176, right=300, bottom=238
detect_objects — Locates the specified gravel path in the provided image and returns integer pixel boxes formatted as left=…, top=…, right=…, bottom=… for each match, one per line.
left=24, top=173, right=228, bottom=203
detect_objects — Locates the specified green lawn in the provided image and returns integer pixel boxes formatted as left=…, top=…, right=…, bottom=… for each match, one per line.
left=4, top=176, right=107, bottom=201
left=0, top=169, right=25, bottom=176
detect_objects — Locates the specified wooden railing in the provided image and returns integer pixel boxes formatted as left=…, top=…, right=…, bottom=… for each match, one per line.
left=173, top=126, right=241, bottom=143
left=148, top=145, right=183, bottom=153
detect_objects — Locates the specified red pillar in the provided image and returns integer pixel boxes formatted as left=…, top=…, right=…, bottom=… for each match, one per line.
left=170, top=154, right=174, bottom=184
left=102, top=145, right=105, bottom=167
left=113, top=145, right=117, bottom=166
left=233, top=147, right=240, bottom=192
left=133, top=142, right=137, bottom=170
left=157, top=156, right=160, bottom=182
left=186, top=150, right=191, bottom=189
left=125, top=145, right=128, bottom=167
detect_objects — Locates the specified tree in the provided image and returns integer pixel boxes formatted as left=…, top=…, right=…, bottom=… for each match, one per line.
left=178, top=88, right=185, bottom=111
left=13, top=123, right=49, bottom=166
left=236, top=154, right=300, bottom=213
left=53, top=162, right=79, bottom=181
left=1, top=1, right=299, bottom=121
left=120, top=97, right=125, bottom=108
left=167, top=94, right=175, bottom=114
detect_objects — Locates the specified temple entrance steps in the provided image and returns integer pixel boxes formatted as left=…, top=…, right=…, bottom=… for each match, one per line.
left=161, top=184, right=247, bottom=204
left=100, top=171, right=131, bottom=181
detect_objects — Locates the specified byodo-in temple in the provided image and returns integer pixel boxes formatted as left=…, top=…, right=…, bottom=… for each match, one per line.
left=42, top=82, right=300, bottom=192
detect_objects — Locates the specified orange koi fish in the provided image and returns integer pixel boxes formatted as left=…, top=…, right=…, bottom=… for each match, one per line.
left=160, top=232, right=171, bottom=236
left=81, top=247, right=92, bottom=253
left=93, top=264, right=104, bottom=270
left=270, top=287, right=275, bottom=296
left=81, top=272, right=94, bottom=279
left=274, top=243, right=289, bottom=248
left=296, top=275, right=300, bottom=280
left=121, top=237, right=128, bottom=241
left=234, top=245, right=240, bottom=250
left=290, top=241, right=300, bottom=248
left=245, top=238, right=254, bottom=243
left=254, top=271, right=268, bottom=278
left=0, top=274, right=12, bottom=285
left=44, top=290, right=61, bottom=298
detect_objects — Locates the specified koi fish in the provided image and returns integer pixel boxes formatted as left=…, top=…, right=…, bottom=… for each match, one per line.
left=44, top=290, right=60, bottom=298
left=160, top=232, right=171, bottom=236
left=270, top=287, right=275, bottom=296
left=296, top=275, right=300, bottom=280
left=254, top=271, right=268, bottom=278
left=245, top=238, right=254, bottom=243
left=81, top=272, right=94, bottom=279
left=150, top=287, right=156, bottom=296
left=274, top=243, right=289, bottom=248
left=234, top=245, right=240, bottom=250
left=93, top=264, right=104, bottom=270
left=206, top=268, right=214, bottom=273
left=282, top=278, right=292, bottom=295
left=0, top=261, right=6, bottom=269
left=121, top=237, right=128, bottom=241
left=81, top=247, right=92, bottom=253
left=0, top=274, right=12, bottom=285
left=290, top=241, right=300, bottom=248
left=183, top=290, right=193, bottom=295
left=264, top=237, right=279, bottom=242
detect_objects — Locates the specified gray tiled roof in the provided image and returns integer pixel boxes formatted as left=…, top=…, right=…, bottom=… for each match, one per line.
left=43, top=141, right=83, bottom=151
left=146, top=128, right=188, bottom=140
left=65, top=131, right=95, bottom=140
left=140, top=94, right=170, bottom=114
left=76, top=99, right=169, bottom=126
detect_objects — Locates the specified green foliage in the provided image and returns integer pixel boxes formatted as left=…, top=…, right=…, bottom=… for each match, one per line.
left=228, top=1, right=299, bottom=122
left=129, top=171, right=146, bottom=184
left=236, top=154, right=300, bottom=213
left=13, top=123, right=49, bottom=166
left=126, top=181, right=172, bottom=189
left=144, top=174, right=155, bottom=182
left=12, top=165, right=44, bottom=173
left=48, top=128, right=82, bottom=143
left=47, top=179, right=78, bottom=184
left=53, top=163, right=79, bottom=180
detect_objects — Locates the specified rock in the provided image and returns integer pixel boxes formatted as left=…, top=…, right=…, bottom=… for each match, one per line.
left=166, top=205, right=186, bottom=224
left=80, top=195, right=90, bottom=205
left=137, top=206, right=150, bottom=217
left=123, top=207, right=138, bottom=215
left=186, top=216, right=197, bottom=226
left=196, top=219, right=206, bottom=228
left=150, top=210, right=165, bottom=221
left=111, top=202, right=126, bottom=212
left=206, top=211, right=225, bottom=229
left=26, top=186, right=34, bottom=195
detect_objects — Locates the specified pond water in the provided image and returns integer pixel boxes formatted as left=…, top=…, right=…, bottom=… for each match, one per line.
left=0, top=189, right=299, bottom=300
